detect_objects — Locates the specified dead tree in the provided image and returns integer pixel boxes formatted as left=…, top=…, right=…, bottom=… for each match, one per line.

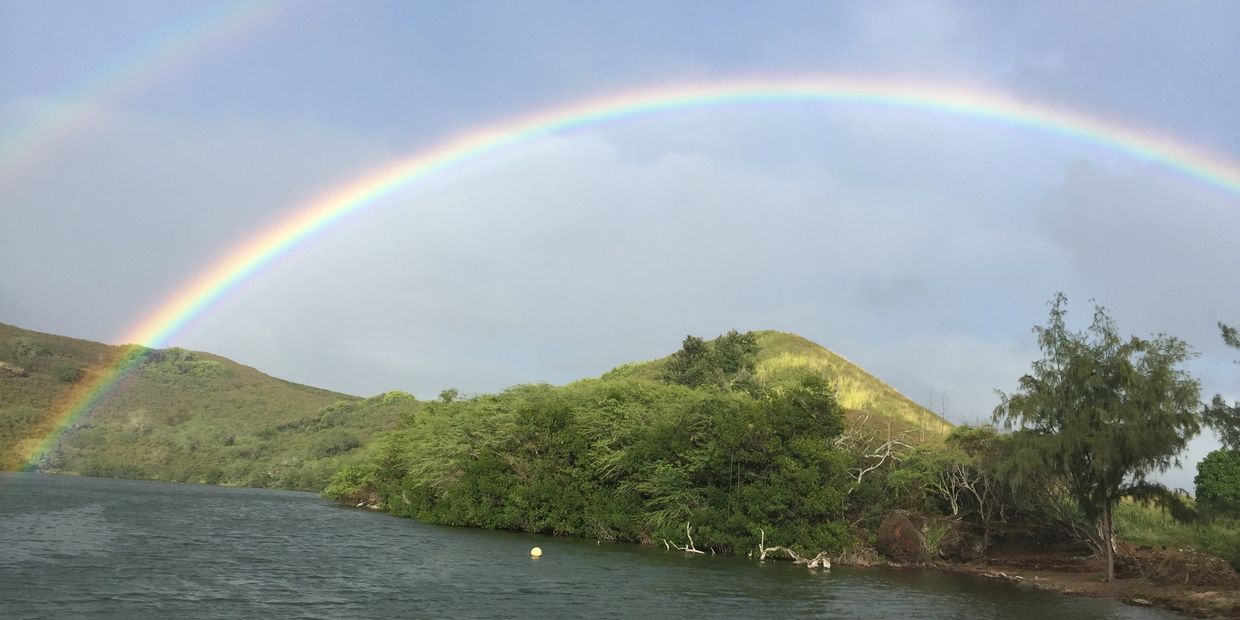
left=755, top=529, right=831, bottom=569
left=836, top=414, right=914, bottom=492
left=664, top=521, right=705, bottom=554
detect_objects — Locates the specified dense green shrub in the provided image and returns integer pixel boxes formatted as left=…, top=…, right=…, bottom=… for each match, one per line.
left=1196, top=449, right=1240, bottom=516
left=328, top=369, right=852, bottom=556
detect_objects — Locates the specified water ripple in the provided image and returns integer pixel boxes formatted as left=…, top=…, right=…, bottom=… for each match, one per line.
left=0, top=473, right=1183, bottom=619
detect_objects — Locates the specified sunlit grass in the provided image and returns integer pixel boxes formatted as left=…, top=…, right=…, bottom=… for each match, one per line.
left=1115, top=499, right=1240, bottom=569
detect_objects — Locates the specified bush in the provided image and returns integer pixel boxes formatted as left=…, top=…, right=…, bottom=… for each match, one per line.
left=312, top=429, right=361, bottom=457
left=1196, top=449, right=1240, bottom=516
left=53, top=364, right=83, bottom=383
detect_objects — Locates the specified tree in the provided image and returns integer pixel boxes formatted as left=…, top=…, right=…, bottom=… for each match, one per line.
left=1195, top=449, right=1240, bottom=516
left=993, top=294, right=1201, bottom=581
left=1197, top=321, right=1240, bottom=519
left=1203, top=322, right=1240, bottom=449
left=660, top=330, right=759, bottom=389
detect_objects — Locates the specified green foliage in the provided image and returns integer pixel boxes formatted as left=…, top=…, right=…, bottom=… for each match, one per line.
left=330, top=367, right=852, bottom=556
left=312, top=428, right=362, bottom=457
left=607, top=330, right=949, bottom=438
left=1115, top=500, right=1240, bottom=570
left=994, top=294, right=1202, bottom=579
left=1204, top=322, right=1240, bottom=450
left=660, top=330, right=759, bottom=390
left=1196, top=449, right=1240, bottom=516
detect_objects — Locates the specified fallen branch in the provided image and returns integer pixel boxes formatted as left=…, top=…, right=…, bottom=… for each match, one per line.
left=757, top=529, right=832, bottom=569
left=667, top=521, right=705, bottom=554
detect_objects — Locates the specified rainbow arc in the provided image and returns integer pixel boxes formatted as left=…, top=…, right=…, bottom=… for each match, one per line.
left=17, top=77, right=1240, bottom=469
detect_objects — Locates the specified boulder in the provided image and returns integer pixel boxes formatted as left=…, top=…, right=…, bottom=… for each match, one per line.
left=938, top=527, right=985, bottom=562
left=877, top=511, right=930, bottom=563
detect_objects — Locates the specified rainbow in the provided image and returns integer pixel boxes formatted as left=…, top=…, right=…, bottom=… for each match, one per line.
left=0, top=1, right=283, bottom=186
left=17, top=76, right=1240, bottom=470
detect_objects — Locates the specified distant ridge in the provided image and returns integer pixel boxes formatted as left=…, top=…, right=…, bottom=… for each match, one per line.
left=1, top=323, right=946, bottom=490
left=0, top=322, right=408, bottom=489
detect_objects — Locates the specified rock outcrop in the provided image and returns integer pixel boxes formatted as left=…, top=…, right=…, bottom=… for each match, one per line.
left=938, top=526, right=985, bottom=562
left=877, top=511, right=930, bottom=563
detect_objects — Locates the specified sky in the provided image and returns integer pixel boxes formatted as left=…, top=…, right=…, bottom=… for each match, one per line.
left=1, top=0, right=1238, bottom=489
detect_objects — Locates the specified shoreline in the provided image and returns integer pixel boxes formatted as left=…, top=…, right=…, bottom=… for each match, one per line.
left=841, top=556, right=1240, bottom=619
left=345, top=496, right=1240, bottom=619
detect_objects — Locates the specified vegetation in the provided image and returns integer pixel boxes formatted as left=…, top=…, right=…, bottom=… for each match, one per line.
left=608, top=330, right=951, bottom=439
left=994, top=295, right=1202, bottom=581
left=1203, top=322, right=1239, bottom=448
left=1115, top=500, right=1240, bottom=571
left=660, top=329, right=759, bottom=390
left=1197, top=322, right=1240, bottom=520
left=1195, top=449, right=1240, bottom=517
left=9, top=315, right=1235, bottom=574
left=328, top=330, right=947, bottom=557
left=0, top=322, right=406, bottom=490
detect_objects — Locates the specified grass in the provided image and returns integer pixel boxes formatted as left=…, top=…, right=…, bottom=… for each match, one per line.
left=3, top=323, right=946, bottom=491
left=1115, top=499, right=1240, bottom=570
left=0, top=322, right=408, bottom=490
left=605, top=329, right=950, bottom=441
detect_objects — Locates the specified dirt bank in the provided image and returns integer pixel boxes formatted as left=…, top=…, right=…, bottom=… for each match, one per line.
left=932, top=552, right=1240, bottom=619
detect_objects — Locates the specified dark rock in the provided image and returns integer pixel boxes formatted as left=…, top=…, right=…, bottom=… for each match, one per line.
left=877, top=511, right=930, bottom=563
left=939, top=527, right=985, bottom=562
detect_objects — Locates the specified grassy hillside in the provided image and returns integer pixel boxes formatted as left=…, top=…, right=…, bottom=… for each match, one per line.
left=0, top=322, right=410, bottom=490
left=604, top=330, right=951, bottom=439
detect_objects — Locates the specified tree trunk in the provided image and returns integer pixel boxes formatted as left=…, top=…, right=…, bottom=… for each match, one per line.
left=982, top=524, right=990, bottom=563
left=1102, top=501, right=1114, bottom=582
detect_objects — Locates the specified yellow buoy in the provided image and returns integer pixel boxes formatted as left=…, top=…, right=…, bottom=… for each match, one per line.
left=530, top=546, right=543, bottom=558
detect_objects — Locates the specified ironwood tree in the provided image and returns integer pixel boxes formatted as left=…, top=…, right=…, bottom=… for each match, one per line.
left=993, top=294, right=1201, bottom=581
left=1203, top=322, right=1240, bottom=449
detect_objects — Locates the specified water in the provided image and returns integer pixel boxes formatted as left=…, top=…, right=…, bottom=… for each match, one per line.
left=0, top=473, right=1180, bottom=619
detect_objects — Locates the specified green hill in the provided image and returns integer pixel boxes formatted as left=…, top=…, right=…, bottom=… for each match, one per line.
left=325, top=329, right=951, bottom=555
left=604, top=330, right=951, bottom=438
left=2, top=324, right=942, bottom=493
left=0, top=322, right=411, bottom=489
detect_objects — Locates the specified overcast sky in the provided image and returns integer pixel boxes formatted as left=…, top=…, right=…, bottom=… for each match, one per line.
left=2, top=1, right=1238, bottom=489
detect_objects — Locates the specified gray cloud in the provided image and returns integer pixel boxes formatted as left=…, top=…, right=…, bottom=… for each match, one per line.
left=2, top=2, right=1237, bottom=489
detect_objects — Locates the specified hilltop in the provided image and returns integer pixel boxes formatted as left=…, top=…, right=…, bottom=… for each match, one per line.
left=604, top=330, right=951, bottom=439
left=324, top=328, right=953, bottom=558
left=0, top=322, right=409, bottom=489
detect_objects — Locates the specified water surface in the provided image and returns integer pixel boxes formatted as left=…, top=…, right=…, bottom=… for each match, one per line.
left=0, top=473, right=1180, bottom=618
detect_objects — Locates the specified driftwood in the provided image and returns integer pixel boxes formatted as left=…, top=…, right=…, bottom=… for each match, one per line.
left=665, top=522, right=706, bottom=554
left=756, top=529, right=831, bottom=569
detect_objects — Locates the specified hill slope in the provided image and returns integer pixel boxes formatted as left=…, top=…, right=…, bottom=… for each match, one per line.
left=604, top=330, right=951, bottom=438
left=0, top=323, right=410, bottom=489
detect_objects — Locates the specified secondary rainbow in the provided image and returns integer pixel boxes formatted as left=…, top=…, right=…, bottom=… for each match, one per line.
left=19, top=76, right=1240, bottom=470
left=0, top=1, right=283, bottom=185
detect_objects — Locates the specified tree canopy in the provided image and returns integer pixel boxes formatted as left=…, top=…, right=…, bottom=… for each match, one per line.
left=660, top=330, right=759, bottom=390
left=993, top=294, right=1201, bottom=580
left=1204, top=322, right=1240, bottom=449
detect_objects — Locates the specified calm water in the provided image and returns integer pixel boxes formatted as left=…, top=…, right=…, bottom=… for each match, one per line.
left=0, top=473, right=1180, bottom=619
